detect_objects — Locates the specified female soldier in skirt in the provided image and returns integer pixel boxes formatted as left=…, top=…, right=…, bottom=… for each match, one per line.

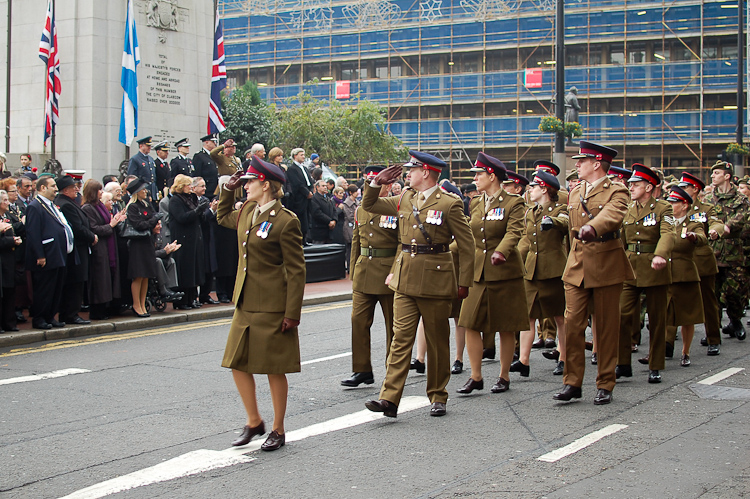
left=456, top=153, right=529, bottom=395
left=217, top=156, right=306, bottom=451
left=515, top=170, right=569, bottom=376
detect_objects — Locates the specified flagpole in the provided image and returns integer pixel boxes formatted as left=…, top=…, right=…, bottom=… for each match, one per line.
left=5, top=0, right=11, bottom=153
left=50, top=0, right=55, bottom=159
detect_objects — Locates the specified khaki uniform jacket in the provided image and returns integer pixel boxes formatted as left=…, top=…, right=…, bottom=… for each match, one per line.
left=361, top=183, right=474, bottom=299
left=216, top=188, right=306, bottom=320
left=350, top=206, right=400, bottom=295
left=670, top=218, right=707, bottom=283
left=519, top=201, right=569, bottom=280
left=622, top=197, right=675, bottom=287
left=210, top=145, right=243, bottom=177
left=468, top=190, right=525, bottom=282
left=562, top=178, right=634, bottom=288
left=689, top=201, right=723, bottom=276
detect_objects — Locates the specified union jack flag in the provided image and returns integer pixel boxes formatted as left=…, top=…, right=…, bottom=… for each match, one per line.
left=39, top=0, right=60, bottom=145
left=207, top=6, right=227, bottom=134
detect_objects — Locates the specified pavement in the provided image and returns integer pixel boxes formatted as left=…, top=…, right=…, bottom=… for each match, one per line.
left=0, top=277, right=352, bottom=349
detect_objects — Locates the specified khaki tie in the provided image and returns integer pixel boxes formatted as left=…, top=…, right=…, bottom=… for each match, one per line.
left=417, top=193, right=425, bottom=210
left=485, top=194, right=492, bottom=213
left=252, top=207, right=260, bottom=225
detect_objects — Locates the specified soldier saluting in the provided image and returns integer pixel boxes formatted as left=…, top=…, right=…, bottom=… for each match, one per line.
left=363, top=151, right=474, bottom=418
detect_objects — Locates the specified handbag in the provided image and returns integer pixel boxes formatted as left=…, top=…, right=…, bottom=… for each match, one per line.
left=121, top=219, right=150, bottom=239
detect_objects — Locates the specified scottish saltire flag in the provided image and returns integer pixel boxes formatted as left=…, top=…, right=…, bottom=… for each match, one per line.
left=207, top=7, right=227, bottom=134
left=118, top=0, right=140, bottom=145
left=38, top=0, right=60, bottom=145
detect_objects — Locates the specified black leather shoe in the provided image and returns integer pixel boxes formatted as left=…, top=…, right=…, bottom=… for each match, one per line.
left=680, top=354, right=691, bottom=367
left=192, top=300, right=202, bottom=308
left=637, top=356, right=649, bottom=365
left=553, top=384, right=582, bottom=401
left=365, top=399, right=398, bottom=418
left=553, top=361, right=564, bottom=375
left=174, top=304, right=193, bottom=310
left=50, top=319, right=65, bottom=328
left=482, top=347, right=496, bottom=359
left=707, top=344, right=721, bottom=356
left=15, top=311, right=27, bottom=323
left=201, top=298, right=220, bottom=305
left=456, top=377, right=484, bottom=394
left=430, top=402, right=446, bottom=417
left=231, top=421, right=265, bottom=446
left=4, top=327, right=19, bottom=332
left=340, top=372, right=374, bottom=387
left=531, top=338, right=545, bottom=349
left=585, top=341, right=594, bottom=351
left=615, top=364, right=633, bottom=379
left=542, top=349, right=560, bottom=361
left=700, top=336, right=708, bottom=346
left=219, top=297, right=231, bottom=303
left=593, top=388, right=613, bottom=405
left=33, top=320, right=52, bottom=330
left=591, top=353, right=598, bottom=365
left=648, top=370, right=662, bottom=383
left=665, top=342, right=674, bottom=359
left=410, top=359, right=425, bottom=374
left=67, top=316, right=91, bottom=325
left=260, top=430, right=285, bottom=451
left=490, top=377, right=510, bottom=393
left=451, top=360, right=463, bottom=374
left=133, top=312, right=150, bottom=318
left=509, top=360, right=530, bottom=377
left=735, top=323, right=747, bottom=341
left=544, top=339, right=557, bottom=349
left=722, top=323, right=736, bottom=338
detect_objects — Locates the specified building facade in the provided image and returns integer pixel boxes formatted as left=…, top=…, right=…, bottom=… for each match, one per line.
left=220, top=0, right=745, bottom=182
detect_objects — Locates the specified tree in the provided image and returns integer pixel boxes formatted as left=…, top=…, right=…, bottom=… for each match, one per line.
left=220, top=81, right=277, bottom=154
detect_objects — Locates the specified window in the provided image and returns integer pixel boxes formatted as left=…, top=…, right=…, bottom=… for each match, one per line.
left=566, top=48, right=585, bottom=67
left=375, top=61, right=388, bottom=79
left=628, top=43, right=646, bottom=64
left=610, top=44, right=625, bottom=64
left=420, top=55, right=443, bottom=75
left=278, top=66, right=299, bottom=84
left=589, top=47, right=602, bottom=65
left=390, top=65, right=402, bottom=78
left=341, top=62, right=357, bottom=80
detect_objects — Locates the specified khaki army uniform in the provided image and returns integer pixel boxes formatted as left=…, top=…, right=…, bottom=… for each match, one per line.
left=349, top=206, right=400, bottom=373
left=618, top=196, right=675, bottom=371
left=211, top=145, right=244, bottom=197
left=667, top=217, right=706, bottom=337
left=563, top=178, right=634, bottom=392
left=361, top=183, right=474, bottom=406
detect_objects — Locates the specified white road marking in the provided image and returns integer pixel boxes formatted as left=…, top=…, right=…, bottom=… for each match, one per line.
left=537, top=424, right=628, bottom=463
left=0, top=368, right=91, bottom=386
left=301, top=352, right=351, bottom=365
left=59, top=396, right=432, bottom=499
left=697, top=367, right=745, bottom=386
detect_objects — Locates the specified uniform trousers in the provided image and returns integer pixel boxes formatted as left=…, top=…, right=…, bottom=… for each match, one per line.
left=380, top=292, right=451, bottom=405
left=563, top=282, right=622, bottom=392
left=539, top=317, right=557, bottom=340
left=618, top=283, right=668, bottom=370
left=700, top=274, right=722, bottom=346
left=351, top=290, right=394, bottom=373
left=715, top=266, right=746, bottom=323
left=31, top=266, right=66, bottom=323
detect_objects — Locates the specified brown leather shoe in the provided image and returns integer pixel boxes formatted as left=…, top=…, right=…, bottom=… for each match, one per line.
left=430, top=402, right=447, bottom=417
left=637, top=355, right=649, bottom=365
left=542, top=349, right=560, bottom=361
left=593, top=388, right=612, bottom=405
left=456, top=377, right=484, bottom=394
left=532, top=338, right=545, bottom=349
left=260, top=430, right=285, bottom=451
left=544, top=339, right=557, bottom=349
left=231, top=421, right=266, bottom=446
left=490, top=377, right=510, bottom=393
left=553, top=384, right=582, bottom=401
left=365, top=399, right=398, bottom=418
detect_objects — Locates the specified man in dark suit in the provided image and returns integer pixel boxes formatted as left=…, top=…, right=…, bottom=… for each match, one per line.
left=25, top=177, right=73, bottom=329
left=192, top=134, right=219, bottom=199
left=153, top=141, right=171, bottom=196
left=15, top=176, right=33, bottom=214
left=310, top=180, right=337, bottom=244
left=170, top=138, right=193, bottom=184
left=127, top=136, right=158, bottom=201
left=287, top=148, right=314, bottom=242
left=55, top=175, right=97, bottom=325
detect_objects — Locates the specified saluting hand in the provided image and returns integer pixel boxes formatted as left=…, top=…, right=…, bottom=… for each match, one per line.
left=225, top=171, right=245, bottom=191
left=281, top=317, right=300, bottom=332
left=490, top=251, right=506, bottom=265
left=373, top=164, right=402, bottom=186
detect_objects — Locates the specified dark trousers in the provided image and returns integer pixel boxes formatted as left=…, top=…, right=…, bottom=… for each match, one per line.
left=31, top=266, right=66, bottom=323
left=59, top=281, right=84, bottom=321
left=1, top=286, right=16, bottom=329
left=215, top=275, right=235, bottom=300
left=199, top=273, right=214, bottom=301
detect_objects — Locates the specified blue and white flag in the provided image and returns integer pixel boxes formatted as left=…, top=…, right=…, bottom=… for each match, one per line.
left=118, top=0, right=140, bottom=145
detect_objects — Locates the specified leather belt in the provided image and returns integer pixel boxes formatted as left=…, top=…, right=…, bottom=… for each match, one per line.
left=361, top=248, right=397, bottom=258
left=597, top=230, right=620, bottom=242
left=627, top=243, right=657, bottom=253
left=402, top=243, right=450, bottom=255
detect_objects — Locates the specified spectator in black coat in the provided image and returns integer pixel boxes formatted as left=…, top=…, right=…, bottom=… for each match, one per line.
left=310, top=180, right=337, bottom=244
left=286, top=148, right=314, bottom=242
left=0, top=190, right=22, bottom=331
left=192, top=134, right=219, bottom=199
left=192, top=177, right=219, bottom=304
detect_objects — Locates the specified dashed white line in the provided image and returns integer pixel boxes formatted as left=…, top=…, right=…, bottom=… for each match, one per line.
left=697, top=367, right=745, bottom=386
left=537, top=424, right=628, bottom=463
left=301, top=352, right=352, bottom=365
left=58, top=395, right=432, bottom=499
left=0, top=368, right=91, bottom=386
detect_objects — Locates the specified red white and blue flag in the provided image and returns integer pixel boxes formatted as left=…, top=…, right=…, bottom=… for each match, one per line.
left=207, top=6, right=227, bottom=134
left=39, top=0, right=60, bottom=145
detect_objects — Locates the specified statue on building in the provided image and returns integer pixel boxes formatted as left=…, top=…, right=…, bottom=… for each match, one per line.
left=564, top=86, right=580, bottom=124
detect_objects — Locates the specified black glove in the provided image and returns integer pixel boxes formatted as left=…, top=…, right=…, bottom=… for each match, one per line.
left=196, top=199, right=210, bottom=211
left=540, top=216, right=554, bottom=231
left=154, top=211, right=165, bottom=221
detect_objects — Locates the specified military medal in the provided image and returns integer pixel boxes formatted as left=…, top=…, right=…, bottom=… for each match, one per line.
left=681, top=225, right=687, bottom=238
left=643, top=213, right=656, bottom=226
left=256, top=221, right=272, bottom=239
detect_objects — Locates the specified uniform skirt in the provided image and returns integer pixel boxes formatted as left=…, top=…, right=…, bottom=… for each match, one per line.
left=458, top=277, right=529, bottom=332
left=525, top=277, right=565, bottom=319
left=668, top=281, right=704, bottom=327
left=222, top=308, right=301, bottom=374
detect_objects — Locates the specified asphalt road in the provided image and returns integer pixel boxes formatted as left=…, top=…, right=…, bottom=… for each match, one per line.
left=1, top=300, right=749, bottom=499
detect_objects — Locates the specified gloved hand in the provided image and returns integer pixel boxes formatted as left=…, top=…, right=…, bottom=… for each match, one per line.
left=540, top=216, right=554, bottom=231
left=196, top=198, right=210, bottom=211
left=577, top=225, right=597, bottom=242
left=281, top=317, right=300, bottom=332
left=491, top=251, right=506, bottom=265
left=458, top=286, right=469, bottom=300
left=225, top=170, right=245, bottom=191
left=154, top=211, right=165, bottom=221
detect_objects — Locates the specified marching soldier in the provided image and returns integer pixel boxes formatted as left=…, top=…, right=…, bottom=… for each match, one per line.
left=170, top=138, right=194, bottom=183
left=363, top=151, right=474, bottom=418
left=664, top=186, right=706, bottom=367
left=341, top=166, right=399, bottom=388
left=553, top=141, right=633, bottom=405
left=676, top=172, right=724, bottom=355
left=616, top=163, right=675, bottom=384
left=703, top=161, right=749, bottom=341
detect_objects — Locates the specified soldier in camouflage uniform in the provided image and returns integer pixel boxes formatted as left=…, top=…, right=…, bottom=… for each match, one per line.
left=703, top=161, right=749, bottom=341
left=738, top=177, right=750, bottom=321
